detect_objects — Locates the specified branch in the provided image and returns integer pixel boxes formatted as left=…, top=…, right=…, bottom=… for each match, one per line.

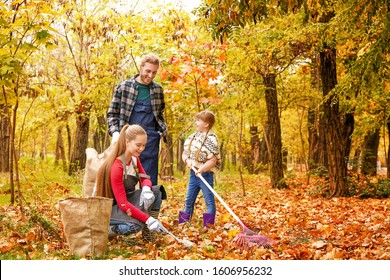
left=63, top=28, right=83, bottom=84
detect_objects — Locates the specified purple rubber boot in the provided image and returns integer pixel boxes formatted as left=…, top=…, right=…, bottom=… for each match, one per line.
left=203, top=213, right=216, bottom=228
left=178, top=211, right=191, bottom=224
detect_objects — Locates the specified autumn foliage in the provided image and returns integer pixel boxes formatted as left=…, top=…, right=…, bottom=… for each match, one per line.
left=1, top=172, right=389, bottom=260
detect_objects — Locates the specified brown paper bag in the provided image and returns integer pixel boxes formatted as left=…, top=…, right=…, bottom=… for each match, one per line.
left=82, top=146, right=112, bottom=197
left=59, top=196, right=113, bottom=257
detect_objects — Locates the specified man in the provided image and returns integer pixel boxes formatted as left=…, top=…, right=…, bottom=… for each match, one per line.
left=107, top=53, right=167, bottom=186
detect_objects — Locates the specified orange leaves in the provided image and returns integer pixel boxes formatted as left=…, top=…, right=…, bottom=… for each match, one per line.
left=0, top=242, right=14, bottom=254
left=312, top=240, right=327, bottom=249
left=169, top=55, right=181, bottom=65
left=159, top=67, right=169, bottom=81
left=1, top=174, right=389, bottom=260
left=163, top=39, right=225, bottom=109
left=219, top=52, right=227, bottom=62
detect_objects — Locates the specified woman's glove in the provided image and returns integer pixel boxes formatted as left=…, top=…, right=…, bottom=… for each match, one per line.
left=145, top=217, right=166, bottom=233
left=111, top=131, right=120, bottom=145
left=139, top=186, right=155, bottom=211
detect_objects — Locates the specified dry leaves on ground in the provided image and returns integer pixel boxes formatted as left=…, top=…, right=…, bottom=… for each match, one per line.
left=0, top=174, right=389, bottom=260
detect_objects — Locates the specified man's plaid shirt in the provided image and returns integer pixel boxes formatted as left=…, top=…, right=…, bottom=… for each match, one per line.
left=107, top=74, right=167, bottom=136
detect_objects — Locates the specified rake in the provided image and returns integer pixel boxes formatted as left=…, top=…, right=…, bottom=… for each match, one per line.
left=161, top=227, right=194, bottom=248
left=192, top=167, right=274, bottom=248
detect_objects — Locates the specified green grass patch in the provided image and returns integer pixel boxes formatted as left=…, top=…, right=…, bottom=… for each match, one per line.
left=0, top=194, right=10, bottom=205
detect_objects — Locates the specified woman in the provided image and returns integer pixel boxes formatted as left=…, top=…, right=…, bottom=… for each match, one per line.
left=96, top=124, right=166, bottom=240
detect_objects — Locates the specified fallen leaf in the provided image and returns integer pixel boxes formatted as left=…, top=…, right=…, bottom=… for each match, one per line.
left=312, top=240, right=327, bottom=249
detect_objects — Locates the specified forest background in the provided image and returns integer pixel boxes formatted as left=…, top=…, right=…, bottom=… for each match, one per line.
left=0, top=0, right=389, bottom=260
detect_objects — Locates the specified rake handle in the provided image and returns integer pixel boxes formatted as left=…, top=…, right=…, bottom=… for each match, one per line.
left=165, top=228, right=182, bottom=243
left=191, top=167, right=246, bottom=229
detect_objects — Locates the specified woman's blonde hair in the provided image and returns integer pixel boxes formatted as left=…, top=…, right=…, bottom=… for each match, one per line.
left=95, top=124, right=147, bottom=198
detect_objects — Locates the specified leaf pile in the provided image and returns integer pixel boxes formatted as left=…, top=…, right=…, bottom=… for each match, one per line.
left=0, top=174, right=389, bottom=260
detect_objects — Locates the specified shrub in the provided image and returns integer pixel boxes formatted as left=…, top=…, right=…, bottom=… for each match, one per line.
left=347, top=178, right=390, bottom=199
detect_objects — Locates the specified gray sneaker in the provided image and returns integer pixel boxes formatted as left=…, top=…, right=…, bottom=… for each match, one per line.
left=108, top=225, right=117, bottom=240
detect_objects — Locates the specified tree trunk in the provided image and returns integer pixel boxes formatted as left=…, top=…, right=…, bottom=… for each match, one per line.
left=231, top=149, right=237, bottom=168
left=250, top=126, right=260, bottom=174
left=12, top=100, right=23, bottom=210
left=320, top=46, right=348, bottom=197
left=69, top=114, right=90, bottom=175
left=309, top=53, right=325, bottom=170
left=219, top=140, right=225, bottom=172
left=343, top=113, right=354, bottom=163
left=352, top=148, right=361, bottom=172
left=40, top=125, right=47, bottom=160
left=282, top=148, right=288, bottom=171
left=361, top=128, right=380, bottom=176
left=66, top=124, right=71, bottom=162
left=297, top=108, right=307, bottom=171
left=177, top=138, right=185, bottom=173
left=387, top=120, right=390, bottom=178
left=93, top=115, right=107, bottom=153
left=307, top=103, right=319, bottom=170
left=263, top=74, right=287, bottom=189
left=160, top=134, right=174, bottom=179
left=9, top=105, right=16, bottom=205
left=259, top=137, right=269, bottom=167
left=0, top=105, right=10, bottom=172
left=55, top=126, right=67, bottom=171
left=259, top=124, right=269, bottom=170
left=318, top=105, right=328, bottom=168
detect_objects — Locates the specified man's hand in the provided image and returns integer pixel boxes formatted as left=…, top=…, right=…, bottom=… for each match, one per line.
left=111, top=131, right=120, bottom=145
left=139, top=186, right=155, bottom=211
left=145, top=217, right=166, bottom=233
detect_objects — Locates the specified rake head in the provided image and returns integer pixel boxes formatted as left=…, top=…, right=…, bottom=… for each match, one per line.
left=232, top=227, right=274, bottom=248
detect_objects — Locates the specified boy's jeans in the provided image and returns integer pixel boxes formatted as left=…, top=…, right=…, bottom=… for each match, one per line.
left=184, top=170, right=216, bottom=215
